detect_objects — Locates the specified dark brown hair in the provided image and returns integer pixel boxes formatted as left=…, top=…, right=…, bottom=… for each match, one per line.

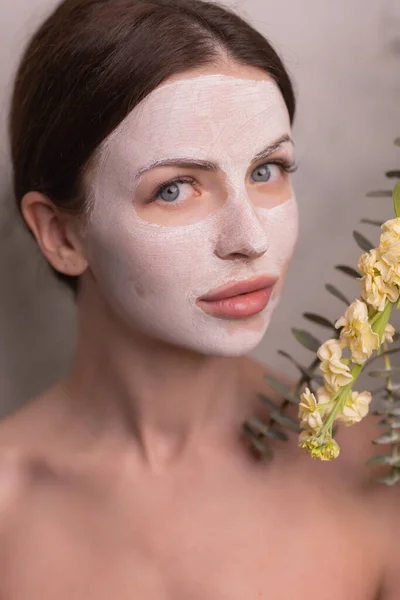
left=9, top=0, right=296, bottom=294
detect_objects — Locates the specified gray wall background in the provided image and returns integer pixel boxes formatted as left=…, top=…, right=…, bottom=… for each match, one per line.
left=1, top=0, right=399, bottom=416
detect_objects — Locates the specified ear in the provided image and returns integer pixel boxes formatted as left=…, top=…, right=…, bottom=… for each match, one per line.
left=21, top=191, right=88, bottom=277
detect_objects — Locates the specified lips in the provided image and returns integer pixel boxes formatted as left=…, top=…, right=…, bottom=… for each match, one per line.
left=199, top=274, right=278, bottom=302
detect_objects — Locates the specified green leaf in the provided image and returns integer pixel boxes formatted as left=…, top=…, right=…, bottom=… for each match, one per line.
left=256, top=393, right=279, bottom=411
left=302, top=312, right=335, bottom=329
left=246, top=417, right=289, bottom=442
left=374, top=400, right=400, bottom=415
left=378, top=468, right=400, bottom=486
left=388, top=382, right=400, bottom=391
left=263, top=375, right=298, bottom=403
left=250, top=436, right=274, bottom=458
left=360, top=218, right=383, bottom=227
left=242, top=423, right=273, bottom=459
left=372, top=431, right=400, bottom=444
left=379, top=418, right=400, bottom=429
left=386, top=170, right=400, bottom=179
left=393, top=182, right=400, bottom=218
left=246, top=416, right=270, bottom=437
left=325, top=283, right=350, bottom=306
left=368, top=368, right=400, bottom=378
left=353, top=230, right=375, bottom=252
left=312, top=375, right=325, bottom=386
left=335, top=265, right=360, bottom=279
left=368, top=347, right=400, bottom=364
left=383, top=347, right=400, bottom=358
left=268, top=410, right=302, bottom=433
left=291, top=328, right=321, bottom=353
left=373, top=399, right=392, bottom=414
left=376, top=419, right=391, bottom=428
left=365, top=190, right=393, bottom=198
left=277, top=350, right=312, bottom=378
left=265, top=427, right=289, bottom=442
left=367, top=454, right=400, bottom=467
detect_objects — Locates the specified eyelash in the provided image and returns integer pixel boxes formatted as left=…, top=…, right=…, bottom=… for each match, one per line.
left=149, top=158, right=298, bottom=204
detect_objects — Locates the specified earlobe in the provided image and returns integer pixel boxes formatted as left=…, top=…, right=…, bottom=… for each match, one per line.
left=20, top=191, right=88, bottom=277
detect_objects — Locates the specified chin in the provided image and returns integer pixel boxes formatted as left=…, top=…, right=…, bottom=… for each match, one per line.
left=172, top=302, right=277, bottom=358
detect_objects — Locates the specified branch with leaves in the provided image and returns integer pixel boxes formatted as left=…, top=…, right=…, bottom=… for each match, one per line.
left=244, top=137, right=400, bottom=485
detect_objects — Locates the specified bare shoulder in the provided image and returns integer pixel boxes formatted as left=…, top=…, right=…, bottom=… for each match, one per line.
left=0, top=382, right=72, bottom=456
left=242, top=355, right=400, bottom=594
left=0, top=406, right=49, bottom=503
left=0, top=398, right=89, bottom=553
left=0, top=443, right=30, bottom=548
left=239, top=354, right=295, bottom=394
left=0, top=388, right=71, bottom=523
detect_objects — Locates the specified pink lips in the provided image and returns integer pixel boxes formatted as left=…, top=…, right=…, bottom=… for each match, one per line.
left=199, top=274, right=278, bottom=302
left=196, top=274, right=278, bottom=319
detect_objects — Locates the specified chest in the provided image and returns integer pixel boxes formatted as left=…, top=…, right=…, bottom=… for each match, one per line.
left=4, top=476, right=380, bottom=600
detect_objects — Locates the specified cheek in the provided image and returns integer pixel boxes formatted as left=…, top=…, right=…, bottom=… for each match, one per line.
left=258, top=196, right=299, bottom=265
left=251, top=176, right=294, bottom=210
left=274, top=261, right=290, bottom=296
left=86, top=207, right=216, bottom=303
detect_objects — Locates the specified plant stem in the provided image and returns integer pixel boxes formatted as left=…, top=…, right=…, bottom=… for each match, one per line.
left=320, top=364, right=363, bottom=435
left=383, top=342, right=394, bottom=402
left=268, top=356, right=321, bottom=430
left=319, top=302, right=394, bottom=438
left=383, top=342, right=400, bottom=464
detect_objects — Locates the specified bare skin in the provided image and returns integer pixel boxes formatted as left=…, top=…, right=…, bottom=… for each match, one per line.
left=6, top=59, right=399, bottom=598
left=0, top=354, right=399, bottom=599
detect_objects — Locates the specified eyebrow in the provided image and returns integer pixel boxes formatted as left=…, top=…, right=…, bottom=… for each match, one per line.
left=134, top=134, right=294, bottom=180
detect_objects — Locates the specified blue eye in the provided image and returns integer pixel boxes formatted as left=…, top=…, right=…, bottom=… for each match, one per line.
left=251, top=164, right=272, bottom=182
left=148, top=160, right=297, bottom=208
left=151, top=176, right=196, bottom=205
left=159, top=182, right=180, bottom=202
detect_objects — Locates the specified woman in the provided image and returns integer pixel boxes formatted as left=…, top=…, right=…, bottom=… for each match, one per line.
left=1, top=0, right=399, bottom=597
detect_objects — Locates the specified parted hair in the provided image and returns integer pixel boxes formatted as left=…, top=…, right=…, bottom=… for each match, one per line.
left=9, top=0, right=296, bottom=293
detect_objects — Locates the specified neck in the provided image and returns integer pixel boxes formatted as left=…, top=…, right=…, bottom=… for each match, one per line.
left=64, top=277, right=248, bottom=467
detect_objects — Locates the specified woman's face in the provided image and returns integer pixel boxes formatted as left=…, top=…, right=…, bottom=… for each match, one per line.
left=83, top=69, right=299, bottom=356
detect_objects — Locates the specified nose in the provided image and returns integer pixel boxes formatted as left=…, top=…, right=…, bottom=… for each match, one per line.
left=214, top=197, right=269, bottom=260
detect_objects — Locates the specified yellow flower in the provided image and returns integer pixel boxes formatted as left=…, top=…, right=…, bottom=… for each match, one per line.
left=319, top=357, right=353, bottom=393
left=335, top=299, right=380, bottom=364
left=362, top=273, right=398, bottom=311
left=381, top=217, right=400, bottom=239
left=357, top=249, right=398, bottom=311
left=363, top=218, right=400, bottom=302
left=317, top=338, right=353, bottom=393
left=337, top=390, right=372, bottom=426
left=315, top=386, right=333, bottom=407
left=317, top=338, right=344, bottom=361
left=379, top=234, right=400, bottom=256
left=298, top=387, right=333, bottom=432
left=298, top=388, right=321, bottom=430
left=375, top=250, right=400, bottom=296
left=382, top=323, right=395, bottom=344
left=357, top=248, right=380, bottom=277
left=336, top=299, right=370, bottom=328
left=299, top=431, right=340, bottom=460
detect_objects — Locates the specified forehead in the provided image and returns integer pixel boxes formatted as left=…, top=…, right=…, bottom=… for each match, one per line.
left=100, top=74, right=291, bottom=168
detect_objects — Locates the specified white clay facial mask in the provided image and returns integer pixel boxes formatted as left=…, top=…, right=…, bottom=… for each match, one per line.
left=84, top=74, right=299, bottom=356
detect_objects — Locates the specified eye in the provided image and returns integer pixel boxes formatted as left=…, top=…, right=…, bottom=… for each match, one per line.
left=151, top=176, right=197, bottom=206
left=250, top=163, right=281, bottom=183
left=159, top=182, right=181, bottom=202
